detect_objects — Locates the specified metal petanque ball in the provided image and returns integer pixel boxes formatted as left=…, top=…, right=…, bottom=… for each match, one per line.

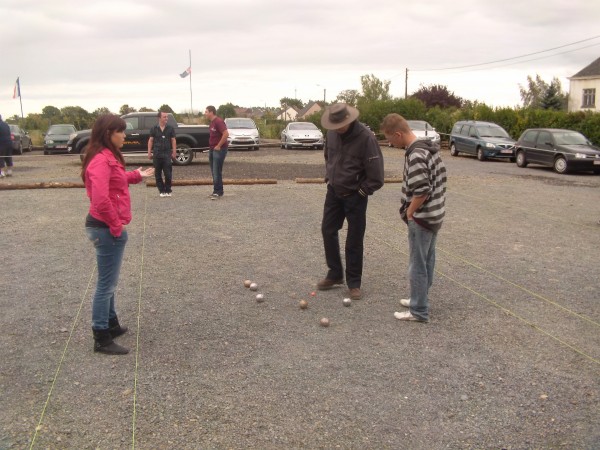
left=299, top=300, right=308, bottom=310
left=320, top=317, right=330, bottom=327
left=244, top=280, right=252, bottom=288
left=343, top=297, right=352, bottom=307
left=256, top=294, right=265, bottom=303
left=249, top=282, right=258, bottom=291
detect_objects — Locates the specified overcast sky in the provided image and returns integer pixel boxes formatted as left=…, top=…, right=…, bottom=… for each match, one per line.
left=2, top=0, right=600, bottom=119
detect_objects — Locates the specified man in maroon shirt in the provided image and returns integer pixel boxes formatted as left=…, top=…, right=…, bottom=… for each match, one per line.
left=204, top=105, right=229, bottom=199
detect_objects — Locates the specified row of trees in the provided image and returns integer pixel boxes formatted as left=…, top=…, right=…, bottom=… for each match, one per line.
left=6, top=73, right=595, bottom=144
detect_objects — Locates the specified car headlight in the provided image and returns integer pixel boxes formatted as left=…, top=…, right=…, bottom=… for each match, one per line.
left=485, top=143, right=495, bottom=148
left=69, top=132, right=77, bottom=140
left=574, top=153, right=588, bottom=159
left=46, top=139, right=54, bottom=144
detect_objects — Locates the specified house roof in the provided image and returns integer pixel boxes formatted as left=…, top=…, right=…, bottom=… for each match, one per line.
left=296, top=101, right=322, bottom=118
left=571, top=56, right=600, bottom=78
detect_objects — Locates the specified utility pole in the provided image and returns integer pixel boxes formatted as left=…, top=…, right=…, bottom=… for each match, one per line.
left=405, top=68, right=408, bottom=99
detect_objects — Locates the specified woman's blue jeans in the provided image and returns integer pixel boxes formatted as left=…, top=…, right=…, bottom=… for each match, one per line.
left=85, top=227, right=128, bottom=330
left=407, top=220, right=437, bottom=321
left=208, top=148, right=228, bottom=195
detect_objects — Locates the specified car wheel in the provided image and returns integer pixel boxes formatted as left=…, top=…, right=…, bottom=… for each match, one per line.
left=477, top=147, right=486, bottom=161
left=27, top=141, right=33, bottom=152
left=553, top=156, right=568, bottom=174
left=16, top=143, right=23, bottom=155
left=44, top=150, right=49, bottom=155
left=254, top=146, right=259, bottom=151
left=450, top=143, right=458, bottom=156
left=515, top=150, right=527, bottom=168
left=174, top=143, right=193, bottom=166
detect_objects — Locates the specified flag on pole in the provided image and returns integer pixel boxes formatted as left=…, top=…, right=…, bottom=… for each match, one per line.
left=13, top=77, right=21, bottom=99
left=179, top=67, right=191, bottom=78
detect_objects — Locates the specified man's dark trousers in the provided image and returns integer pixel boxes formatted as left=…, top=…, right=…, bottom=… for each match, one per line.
left=153, top=155, right=173, bottom=194
left=321, top=184, right=368, bottom=289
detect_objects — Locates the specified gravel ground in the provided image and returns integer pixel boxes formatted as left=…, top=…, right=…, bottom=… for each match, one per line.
left=1, top=145, right=599, bottom=449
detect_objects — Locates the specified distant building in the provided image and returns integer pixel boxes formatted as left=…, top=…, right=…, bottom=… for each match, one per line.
left=277, top=105, right=299, bottom=121
left=296, top=101, right=323, bottom=119
left=568, top=56, right=600, bottom=112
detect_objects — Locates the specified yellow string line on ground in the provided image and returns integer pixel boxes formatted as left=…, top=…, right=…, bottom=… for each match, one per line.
left=372, top=216, right=600, bottom=328
left=371, top=229, right=600, bottom=367
left=28, top=266, right=96, bottom=449
left=131, top=188, right=149, bottom=449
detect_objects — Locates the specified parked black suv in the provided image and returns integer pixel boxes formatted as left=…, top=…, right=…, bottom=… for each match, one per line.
left=449, top=121, right=515, bottom=161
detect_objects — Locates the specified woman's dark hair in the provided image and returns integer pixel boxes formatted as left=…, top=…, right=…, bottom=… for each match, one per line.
left=81, top=114, right=127, bottom=181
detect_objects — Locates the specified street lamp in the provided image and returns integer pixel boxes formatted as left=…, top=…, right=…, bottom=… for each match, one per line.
left=316, top=84, right=326, bottom=103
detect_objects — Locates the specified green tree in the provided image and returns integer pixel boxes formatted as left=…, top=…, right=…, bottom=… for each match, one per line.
left=335, top=89, right=360, bottom=106
left=540, top=79, right=567, bottom=110
left=217, top=103, right=237, bottom=119
left=60, top=106, right=92, bottom=129
left=92, top=107, right=112, bottom=118
left=280, top=97, right=303, bottom=109
left=41, top=106, right=61, bottom=123
left=119, top=104, right=137, bottom=115
left=358, top=74, right=391, bottom=103
left=139, top=106, right=155, bottom=112
left=411, top=84, right=462, bottom=109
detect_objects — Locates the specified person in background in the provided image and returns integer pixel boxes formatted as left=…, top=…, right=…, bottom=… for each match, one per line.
left=204, top=105, right=229, bottom=199
left=147, top=110, right=177, bottom=197
left=317, top=103, right=384, bottom=301
left=381, top=113, right=447, bottom=323
left=81, top=114, right=154, bottom=354
left=0, top=115, right=14, bottom=177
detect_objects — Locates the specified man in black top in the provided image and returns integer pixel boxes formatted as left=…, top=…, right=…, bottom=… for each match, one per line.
left=317, top=103, right=384, bottom=300
left=0, top=115, right=13, bottom=178
left=147, top=111, right=176, bottom=197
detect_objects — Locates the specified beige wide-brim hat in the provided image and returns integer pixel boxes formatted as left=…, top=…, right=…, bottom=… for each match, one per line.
left=321, top=103, right=360, bottom=130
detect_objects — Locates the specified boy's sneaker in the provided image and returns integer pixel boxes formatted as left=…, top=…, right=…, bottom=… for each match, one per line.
left=399, top=298, right=410, bottom=308
left=159, top=193, right=166, bottom=197
left=165, top=192, right=172, bottom=197
left=394, top=311, right=428, bottom=323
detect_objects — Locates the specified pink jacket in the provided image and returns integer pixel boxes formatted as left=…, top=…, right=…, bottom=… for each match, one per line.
left=85, top=149, right=142, bottom=237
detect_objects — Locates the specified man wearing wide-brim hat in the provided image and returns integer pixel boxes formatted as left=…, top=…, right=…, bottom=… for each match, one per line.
left=316, top=103, right=384, bottom=300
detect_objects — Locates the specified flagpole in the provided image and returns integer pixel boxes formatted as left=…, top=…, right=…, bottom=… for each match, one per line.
left=188, top=49, right=193, bottom=122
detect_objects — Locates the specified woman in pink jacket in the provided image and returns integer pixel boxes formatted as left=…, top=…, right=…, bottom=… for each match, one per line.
left=81, top=114, right=154, bottom=355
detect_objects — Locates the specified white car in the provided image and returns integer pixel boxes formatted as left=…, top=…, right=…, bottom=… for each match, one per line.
left=281, top=122, right=324, bottom=149
left=225, top=118, right=260, bottom=150
left=406, top=120, right=440, bottom=145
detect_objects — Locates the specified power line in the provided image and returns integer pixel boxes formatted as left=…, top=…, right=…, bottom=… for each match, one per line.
left=411, top=35, right=600, bottom=72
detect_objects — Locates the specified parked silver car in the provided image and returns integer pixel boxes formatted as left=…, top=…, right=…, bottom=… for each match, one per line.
left=8, top=124, right=33, bottom=154
left=406, top=120, right=440, bottom=145
left=281, top=122, right=324, bottom=149
left=224, top=118, right=260, bottom=150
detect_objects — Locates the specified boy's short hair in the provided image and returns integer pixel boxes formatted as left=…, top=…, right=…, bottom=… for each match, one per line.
left=380, top=113, right=411, bottom=134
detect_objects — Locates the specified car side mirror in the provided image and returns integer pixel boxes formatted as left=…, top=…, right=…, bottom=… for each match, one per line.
left=545, top=142, right=552, bottom=146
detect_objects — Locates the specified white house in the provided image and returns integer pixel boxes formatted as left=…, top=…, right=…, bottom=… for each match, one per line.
left=277, top=105, right=299, bottom=121
left=568, top=56, right=600, bottom=112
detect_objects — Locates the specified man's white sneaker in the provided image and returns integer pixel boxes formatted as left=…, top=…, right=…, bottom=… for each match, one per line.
left=165, top=192, right=172, bottom=197
left=159, top=193, right=166, bottom=197
left=399, top=298, right=410, bottom=308
left=394, top=311, right=428, bottom=323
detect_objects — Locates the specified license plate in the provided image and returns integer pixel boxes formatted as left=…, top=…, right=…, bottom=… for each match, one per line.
left=500, top=149, right=512, bottom=154
left=56, top=145, right=67, bottom=149
left=594, top=160, right=600, bottom=165
left=302, top=143, right=312, bottom=147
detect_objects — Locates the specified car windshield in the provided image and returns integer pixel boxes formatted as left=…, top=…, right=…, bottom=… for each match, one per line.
left=226, top=119, right=255, bottom=129
left=48, top=126, right=75, bottom=135
left=407, top=121, right=431, bottom=131
left=289, top=122, right=318, bottom=131
left=553, top=131, right=588, bottom=145
left=477, top=125, right=509, bottom=138
left=9, top=125, right=19, bottom=132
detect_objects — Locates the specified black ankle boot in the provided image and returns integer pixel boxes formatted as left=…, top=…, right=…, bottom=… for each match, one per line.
left=108, top=317, right=128, bottom=338
left=93, top=328, right=129, bottom=355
